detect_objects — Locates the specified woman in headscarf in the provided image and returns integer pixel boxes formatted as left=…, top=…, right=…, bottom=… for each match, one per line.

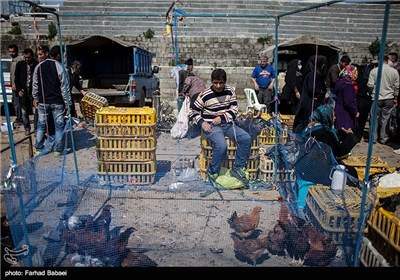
left=280, top=59, right=303, bottom=114
left=293, top=55, right=328, bottom=134
left=334, top=65, right=359, bottom=131
left=302, top=104, right=359, bottom=158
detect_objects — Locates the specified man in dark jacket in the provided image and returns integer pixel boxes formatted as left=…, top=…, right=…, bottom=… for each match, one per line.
left=177, top=58, right=194, bottom=112
left=32, top=45, right=70, bottom=156
left=14, top=48, right=38, bottom=135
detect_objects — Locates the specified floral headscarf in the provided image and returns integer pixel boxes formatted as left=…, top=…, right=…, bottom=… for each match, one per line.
left=339, top=65, right=358, bottom=82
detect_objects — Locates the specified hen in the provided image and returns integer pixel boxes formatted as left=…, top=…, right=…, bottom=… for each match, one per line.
left=302, top=224, right=337, bottom=267
left=230, top=233, right=269, bottom=266
left=266, top=223, right=287, bottom=256
left=227, top=206, right=263, bottom=239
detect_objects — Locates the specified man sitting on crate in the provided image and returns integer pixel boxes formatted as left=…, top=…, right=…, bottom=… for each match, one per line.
left=189, top=68, right=252, bottom=185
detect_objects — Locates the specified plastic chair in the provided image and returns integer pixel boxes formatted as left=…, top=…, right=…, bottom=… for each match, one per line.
left=244, top=88, right=267, bottom=113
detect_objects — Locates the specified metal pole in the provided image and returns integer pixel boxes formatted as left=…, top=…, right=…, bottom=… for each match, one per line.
left=273, top=17, right=280, bottom=184
left=353, top=0, right=391, bottom=268
left=173, top=9, right=179, bottom=65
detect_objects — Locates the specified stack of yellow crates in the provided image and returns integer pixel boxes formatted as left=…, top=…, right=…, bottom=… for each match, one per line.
left=199, top=135, right=260, bottom=181
left=95, top=106, right=157, bottom=185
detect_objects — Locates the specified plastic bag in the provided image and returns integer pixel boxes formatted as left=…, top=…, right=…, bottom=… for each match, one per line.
left=171, top=97, right=190, bottom=139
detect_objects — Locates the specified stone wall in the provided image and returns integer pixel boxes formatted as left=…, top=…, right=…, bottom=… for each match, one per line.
left=1, top=0, right=399, bottom=99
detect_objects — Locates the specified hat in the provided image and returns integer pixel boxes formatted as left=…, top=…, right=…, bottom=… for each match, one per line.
left=185, top=58, right=193, bottom=66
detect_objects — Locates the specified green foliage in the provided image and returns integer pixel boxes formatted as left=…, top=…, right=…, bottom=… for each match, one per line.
left=8, top=24, right=21, bottom=35
left=368, top=37, right=390, bottom=57
left=143, top=28, right=155, bottom=39
left=48, top=22, right=57, bottom=39
left=168, top=57, right=184, bottom=66
left=361, top=55, right=369, bottom=65
left=257, top=35, right=272, bottom=45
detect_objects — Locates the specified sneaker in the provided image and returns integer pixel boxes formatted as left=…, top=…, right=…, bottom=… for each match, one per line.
left=394, top=148, right=400, bottom=155
left=34, top=150, right=41, bottom=156
left=230, top=167, right=249, bottom=185
left=53, top=152, right=61, bottom=157
left=207, top=171, right=218, bottom=181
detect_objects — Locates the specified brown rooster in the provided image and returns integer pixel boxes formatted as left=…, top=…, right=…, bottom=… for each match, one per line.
left=227, top=206, right=263, bottom=239
left=230, top=232, right=269, bottom=266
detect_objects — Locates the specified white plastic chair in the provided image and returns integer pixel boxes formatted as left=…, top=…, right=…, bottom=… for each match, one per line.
left=244, top=88, right=267, bottom=113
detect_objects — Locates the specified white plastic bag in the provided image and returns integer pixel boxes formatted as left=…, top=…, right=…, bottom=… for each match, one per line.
left=171, top=96, right=190, bottom=139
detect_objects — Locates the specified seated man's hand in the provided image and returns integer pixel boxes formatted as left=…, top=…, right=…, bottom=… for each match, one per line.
left=201, top=122, right=212, bottom=133
left=212, top=116, right=221, bottom=126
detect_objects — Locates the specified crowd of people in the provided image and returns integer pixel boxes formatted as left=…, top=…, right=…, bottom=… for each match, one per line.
left=7, top=44, right=86, bottom=156
left=251, top=52, right=400, bottom=157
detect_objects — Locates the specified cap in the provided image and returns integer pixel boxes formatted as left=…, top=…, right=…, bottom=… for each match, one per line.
left=185, top=58, right=193, bottom=65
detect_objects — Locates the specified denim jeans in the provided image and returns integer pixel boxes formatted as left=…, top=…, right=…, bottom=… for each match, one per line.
left=35, top=103, right=66, bottom=153
left=203, top=122, right=252, bottom=174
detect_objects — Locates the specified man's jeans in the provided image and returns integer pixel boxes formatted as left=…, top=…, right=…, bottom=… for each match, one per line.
left=35, top=103, right=66, bottom=153
left=203, top=122, right=251, bottom=174
left=257, top=88, right=274, bottom=113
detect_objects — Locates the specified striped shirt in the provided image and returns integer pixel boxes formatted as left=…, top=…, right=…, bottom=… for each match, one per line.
left=190, top=84, right=238, bottom=127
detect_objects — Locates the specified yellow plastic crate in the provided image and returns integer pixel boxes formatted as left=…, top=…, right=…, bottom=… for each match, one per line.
left=96, top=137, right=156, bottom=150
left=81, top=92, right=109, bottom=121
left=305, top=185, right=375, bottom=244
left=200, top=135, right=259, bottom=149
left=375, top=186, right=400, bottom=199
left=96, top=123, right=156, bottom=138
left=97, top=173, right=155, bottom=185
left=96, top=148, right=156, bottom=162
left=366, top=203, right=400, bottom=266
left=95, top=106, right=156, bottom=125
left=97, top=160, right=156, bottom=174
left=199, top=152, right=258, bottom=181
left=258, top=155, right=295, bottom=183
left=259, top=127, right=288, bottom=145
left=360, top=237, right=392, bottom=267
left=342, top=156, right=391, bottom=179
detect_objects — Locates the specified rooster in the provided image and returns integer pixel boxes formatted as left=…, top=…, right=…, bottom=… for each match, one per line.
left=230, top=233, right=269, bottom=266
left=227, top=206, right=263, bottom=239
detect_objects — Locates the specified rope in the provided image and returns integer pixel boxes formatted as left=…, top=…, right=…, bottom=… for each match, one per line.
left=32, top=15, right=40, bottom=49
left=308, top=44, right=319, bottom=139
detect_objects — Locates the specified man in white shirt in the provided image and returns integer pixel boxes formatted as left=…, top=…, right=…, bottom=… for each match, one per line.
left=367, top=55, right=400, bottom=145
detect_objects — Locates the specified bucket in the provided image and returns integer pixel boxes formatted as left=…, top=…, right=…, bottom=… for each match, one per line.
left=329, top=165, right=347, bottom=193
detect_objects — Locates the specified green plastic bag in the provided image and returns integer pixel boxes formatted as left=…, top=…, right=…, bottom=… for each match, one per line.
left=215, top=168, right=244, bottom=189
